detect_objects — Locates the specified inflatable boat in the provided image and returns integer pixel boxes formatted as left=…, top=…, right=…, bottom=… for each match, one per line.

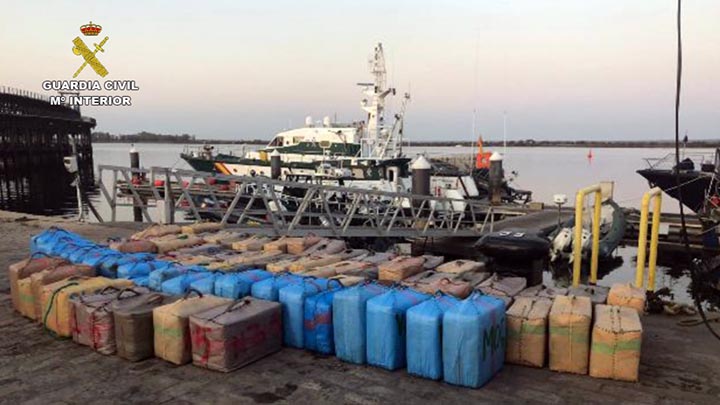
left=476, top=228, right=551, bottom=262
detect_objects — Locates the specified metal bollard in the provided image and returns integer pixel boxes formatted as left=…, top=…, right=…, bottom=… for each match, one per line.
left=489, top=152, right=504, bottom=205
left=130, top=145, right=142, bottom=222
left=572, top=184, right=603, bottom=287
left=270, top=149, right=281, bottom=180
left=411, top=155, right=431, bottom=196
left=635, top=187, right=662, bottom=291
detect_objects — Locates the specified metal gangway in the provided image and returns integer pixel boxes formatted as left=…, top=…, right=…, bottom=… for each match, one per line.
left=97, top=165, right=527, bottom=238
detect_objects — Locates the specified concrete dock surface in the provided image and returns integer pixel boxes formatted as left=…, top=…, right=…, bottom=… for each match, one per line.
left=1, top=210, right=719, bottom=404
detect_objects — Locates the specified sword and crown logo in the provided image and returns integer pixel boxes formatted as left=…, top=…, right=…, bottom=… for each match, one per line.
left=72, top=21, right=109, bottom=78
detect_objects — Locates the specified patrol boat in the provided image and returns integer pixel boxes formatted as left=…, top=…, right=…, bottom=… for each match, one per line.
left=183, top=43, right=487, bottom=199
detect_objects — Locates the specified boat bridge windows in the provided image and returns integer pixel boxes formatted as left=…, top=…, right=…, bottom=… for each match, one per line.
left=268, top=136, right=283, bottom=147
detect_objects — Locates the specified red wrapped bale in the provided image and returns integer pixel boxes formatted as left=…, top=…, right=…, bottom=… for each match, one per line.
left=189, top=297, right=282, bottom=372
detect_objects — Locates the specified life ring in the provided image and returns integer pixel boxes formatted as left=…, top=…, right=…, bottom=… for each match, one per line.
left=476, top=151, right=492, bottom=169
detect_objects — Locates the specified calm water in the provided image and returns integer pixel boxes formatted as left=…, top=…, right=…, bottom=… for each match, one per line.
left=8, top=142, right=712, bottom=304
left=93, top=142, right=712, bottom=212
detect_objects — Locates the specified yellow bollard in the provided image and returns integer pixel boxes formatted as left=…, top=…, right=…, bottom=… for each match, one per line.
left=636, top=187, right=662, bottom=291
left=590, top=191, right=602, bottom=284
left=572, top=184, right=603, bottom=288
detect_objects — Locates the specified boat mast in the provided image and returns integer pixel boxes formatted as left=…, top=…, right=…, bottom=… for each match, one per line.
left=359, top=43, right=396, bottom=158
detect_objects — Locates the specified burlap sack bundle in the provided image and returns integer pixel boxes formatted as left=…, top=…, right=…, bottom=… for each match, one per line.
left=153, top=236, right=205, bottom=254
left=41, top=277, right=133, bottom=337
left=181, top=222, right=223, bottom=235
left=153, top=291, right=231, bottom=365
left=589, top=305, right=642, bottom=381
left=506, top=297, right=552, bottom=367
left=131, top=224, right=181, bottom=240
left=232, top=235, right=272, bottom=252
left=378, top=256, right=425, bottom=282
left=21, top=264, right=96, bottom=320
left=9, top=256, right=67, bottom=314
left=263, top=237, right=289, bottom=253
left=607, top=283, right=646, bottom=314
left=549, top=295, right=592, bottom=374
left=286, top=235, right=323, bottom=255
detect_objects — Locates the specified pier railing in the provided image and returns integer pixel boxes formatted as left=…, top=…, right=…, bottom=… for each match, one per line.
left=97, top=165, right=526, bottom=238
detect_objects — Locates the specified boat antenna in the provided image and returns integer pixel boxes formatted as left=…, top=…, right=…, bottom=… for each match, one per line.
left=503, top=110, right=508, bottom=155
left=672, top=0, right=720, bottom=341
left=472, top=108, right=477, bottom=160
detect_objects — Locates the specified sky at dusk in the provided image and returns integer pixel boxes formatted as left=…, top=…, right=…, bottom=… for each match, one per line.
left=1, top=0, right=718, bottom=142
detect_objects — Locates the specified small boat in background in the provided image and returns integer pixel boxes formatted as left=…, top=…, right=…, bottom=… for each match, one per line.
left=637, top=149, right=719, bottom=216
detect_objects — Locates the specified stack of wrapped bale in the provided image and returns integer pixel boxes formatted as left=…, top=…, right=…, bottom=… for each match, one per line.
left=113, top=290, right=178, bottom=362
left=607, top=283, right=646, bottom=314
left=505, top=297, right=553, bottom=368
left=366, top=287, right=431, bottom=370
left=406, top=294, right=460, bottom=380
left=8, top=256, right=67, bottom=316
left=549, top=295, right=593, bottom=374
left=41, top=276, right=133, bottom=337
left=589, top=305, right=642, bottom=381
left=71, top=286, right=149, bottom=354
left=442, top=292, right=507, bottom=388
left=189, top=297, right=282, bottom=372
left=378, top=256, right=426, bottom=282
left=153, top=290, right=231, bottom=365
left=332, top=282, right=390, bottom=364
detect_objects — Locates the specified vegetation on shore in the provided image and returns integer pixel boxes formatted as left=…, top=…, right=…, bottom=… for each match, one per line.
left=92, top=131, right=719, bottom=148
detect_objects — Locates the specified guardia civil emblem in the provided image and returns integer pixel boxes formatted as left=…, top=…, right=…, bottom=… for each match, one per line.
left=72, top=21, right=109, bottom=78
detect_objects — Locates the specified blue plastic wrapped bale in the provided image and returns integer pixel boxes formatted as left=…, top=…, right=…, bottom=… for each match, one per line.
left=366, top=288, right=431, bottom=370
left=67, top=245, right=100, bottom=263
left=333, top=283, right=390, bottom=364
left=251, top=273, right=304, bottom=301
left=78, top=248, right=123, bottom=277
left=214, top=270, right=272, bottom=299
left=304, top=288, right=343, bottom=354
left=406, top=294, right=460, bottom=380
left=279, top=278, right=341, bottom=348
left=161, top=271, right=212, bottom=295
left=56, top=240, right=96, bottom=260
left=100, top=253, right=155, bottom=279
left=117, top=259, right=172, bottom=279
left=148, top=265, right=190, bottom=291
left=80, top=248, right=123, bottom=273
left=189, top=272, right=224, bottom=295
left=50, top=234, right=91, bottom=257
left=442, top=293, right=507, bottom=388
left=29, top=228, right=61, bottom=254
left=130, top=276, right=150, bottom=287
left=30, top=227, right=82, bottom=254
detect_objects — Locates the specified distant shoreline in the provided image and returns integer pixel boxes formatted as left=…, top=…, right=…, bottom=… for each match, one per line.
left=92, top=139, right=720, bottom=148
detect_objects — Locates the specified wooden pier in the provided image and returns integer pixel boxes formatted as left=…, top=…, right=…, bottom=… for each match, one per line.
left=0, top=87, right=94, bottom=214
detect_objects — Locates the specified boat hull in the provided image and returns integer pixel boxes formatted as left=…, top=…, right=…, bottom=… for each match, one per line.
left=636, top=169, right=712, bottom=213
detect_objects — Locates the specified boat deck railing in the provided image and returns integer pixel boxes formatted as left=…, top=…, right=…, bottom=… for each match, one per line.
left=643, top=150, right=719, bottom=171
